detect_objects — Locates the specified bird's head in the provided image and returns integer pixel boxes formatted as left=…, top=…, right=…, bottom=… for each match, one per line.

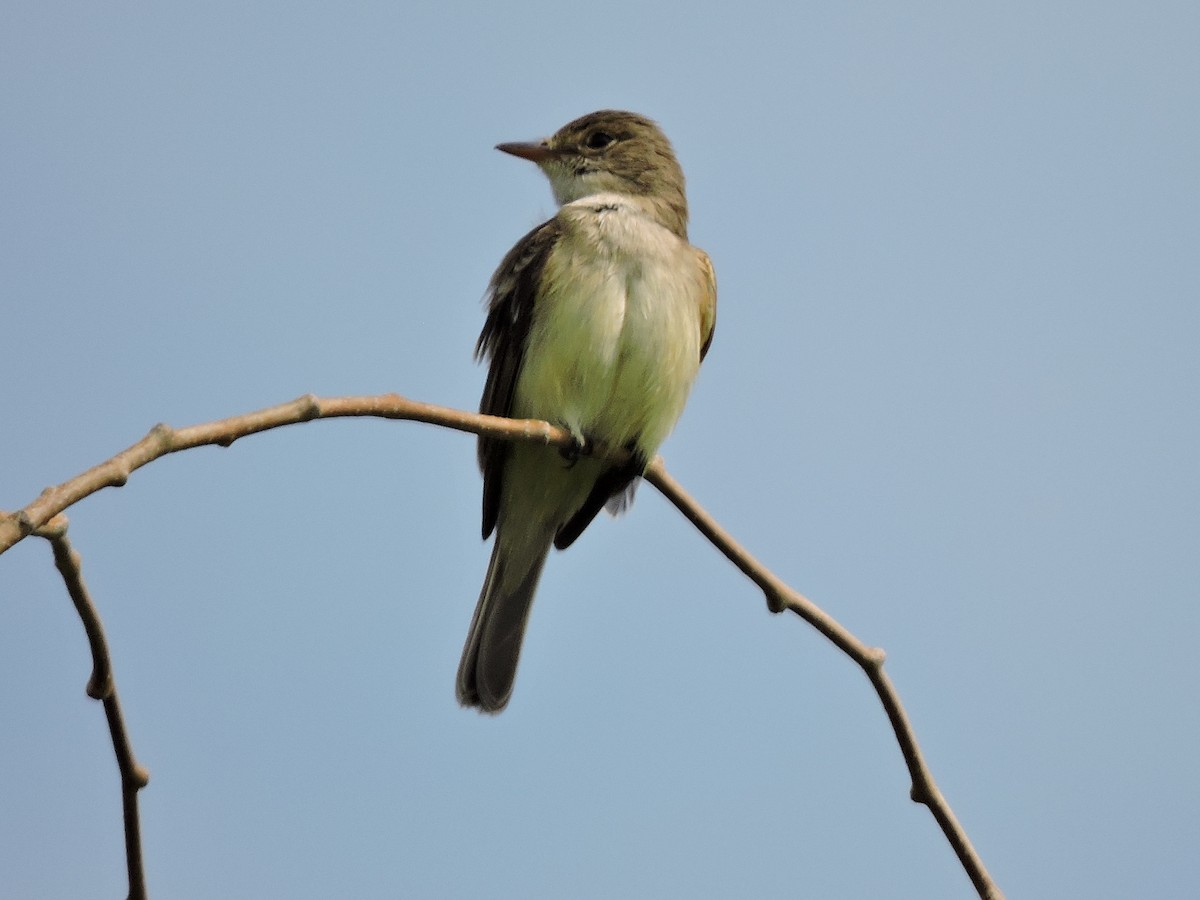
left=497, top=110, right=689, bottom=237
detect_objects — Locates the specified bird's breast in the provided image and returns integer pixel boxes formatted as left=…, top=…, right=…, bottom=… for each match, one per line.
left=514, top=196, right=705, bottom=457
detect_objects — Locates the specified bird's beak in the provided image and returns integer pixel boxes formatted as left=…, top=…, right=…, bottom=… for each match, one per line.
left=496, top=140, right=556, bottom=163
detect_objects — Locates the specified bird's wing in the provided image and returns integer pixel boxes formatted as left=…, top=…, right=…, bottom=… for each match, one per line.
left=476, top=217, right=563, bottom=539
left=696, top=248, right=717, bottom=362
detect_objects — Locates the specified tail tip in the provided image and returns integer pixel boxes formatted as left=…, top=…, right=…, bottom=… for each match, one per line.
left=456, top=680, right=510, bottom=714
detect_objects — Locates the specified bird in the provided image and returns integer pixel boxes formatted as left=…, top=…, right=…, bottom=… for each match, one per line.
left=456, top=110, right=717, bottom=712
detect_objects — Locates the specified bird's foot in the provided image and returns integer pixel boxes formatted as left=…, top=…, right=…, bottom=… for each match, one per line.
left=559, top=433, right=591, bottom=468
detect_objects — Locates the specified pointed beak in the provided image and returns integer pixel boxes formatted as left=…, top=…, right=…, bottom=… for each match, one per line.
left=495, top=140, right=556, bottom=163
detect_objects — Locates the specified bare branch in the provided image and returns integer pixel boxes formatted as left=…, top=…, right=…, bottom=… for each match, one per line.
left=36, top=515, right=150, bottom=900
left=0, top=394, right=579, bottom=557
left=646, top=462, right=1004, bottom=899
left=2, top=394, right=1004, bottom=898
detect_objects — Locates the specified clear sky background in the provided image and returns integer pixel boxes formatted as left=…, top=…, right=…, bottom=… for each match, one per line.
left=2, top=3, right=1197, bottom=898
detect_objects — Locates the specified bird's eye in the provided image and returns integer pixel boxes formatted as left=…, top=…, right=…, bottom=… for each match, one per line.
left=585, top=131, right=615, bottom=150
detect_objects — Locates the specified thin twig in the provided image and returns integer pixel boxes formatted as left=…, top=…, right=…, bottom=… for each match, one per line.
left=2, top=394, right=1004, bottom=898
left=0, top=394, right=574, bottom=557
left=37, top=515, right=150, bottom=900
left=645, top=461, right=1004, bottom=900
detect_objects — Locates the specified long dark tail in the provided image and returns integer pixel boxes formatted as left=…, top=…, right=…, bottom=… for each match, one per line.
left=456, top=528, right=553, bottom=713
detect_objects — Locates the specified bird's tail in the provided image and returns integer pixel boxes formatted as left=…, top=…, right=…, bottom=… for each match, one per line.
left=456, top=525, right=554, bottom=713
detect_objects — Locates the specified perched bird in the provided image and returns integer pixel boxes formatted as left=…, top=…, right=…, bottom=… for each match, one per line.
left=457, top=110, right=717, bottom=712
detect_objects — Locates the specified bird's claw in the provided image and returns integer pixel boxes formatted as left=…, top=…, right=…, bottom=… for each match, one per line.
left=559, top=434, right=590, bottom=468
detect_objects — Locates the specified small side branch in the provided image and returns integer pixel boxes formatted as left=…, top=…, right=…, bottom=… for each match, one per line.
left=37, top=515, right=150, bottom=900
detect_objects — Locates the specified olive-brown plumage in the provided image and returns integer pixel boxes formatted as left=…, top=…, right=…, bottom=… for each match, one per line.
left=457, top=111, right=717, bottom=712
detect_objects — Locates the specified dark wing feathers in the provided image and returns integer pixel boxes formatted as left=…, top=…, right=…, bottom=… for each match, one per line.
left=477, top=218, right=562, bottom=538
left=696, top=248, right=717, bottom=363
left=478, top=225, right=714, bottom=547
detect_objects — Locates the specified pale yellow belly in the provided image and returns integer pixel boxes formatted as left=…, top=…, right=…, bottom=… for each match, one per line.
left=513, top=202, right=704, bottom=460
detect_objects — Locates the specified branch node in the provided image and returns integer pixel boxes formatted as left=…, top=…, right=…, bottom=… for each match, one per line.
left=87, top=673, right=115, bottom=700
left=864, top=646, right=887, bottom=667
left=15, top=510, right=36, bottom=537
left=764, top=588, right=787, bottom=614
left=910, top=781, right=932, bottom=806
left=131, top=764, right=151, bottom=790
left=296, top=393, right=322, bottom=420
left=148, top=422, right=176, bottom=446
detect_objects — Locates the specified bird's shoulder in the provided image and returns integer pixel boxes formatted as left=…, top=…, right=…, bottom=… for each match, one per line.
left=477, top=217, right=562, bottom=364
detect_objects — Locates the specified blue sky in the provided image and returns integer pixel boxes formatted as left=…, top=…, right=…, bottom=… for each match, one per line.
left=2, top=2, right=1197, bottom=897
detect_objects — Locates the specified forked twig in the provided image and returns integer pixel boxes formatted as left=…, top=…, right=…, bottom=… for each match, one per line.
left=2, top=393, right=1004, bottom=899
